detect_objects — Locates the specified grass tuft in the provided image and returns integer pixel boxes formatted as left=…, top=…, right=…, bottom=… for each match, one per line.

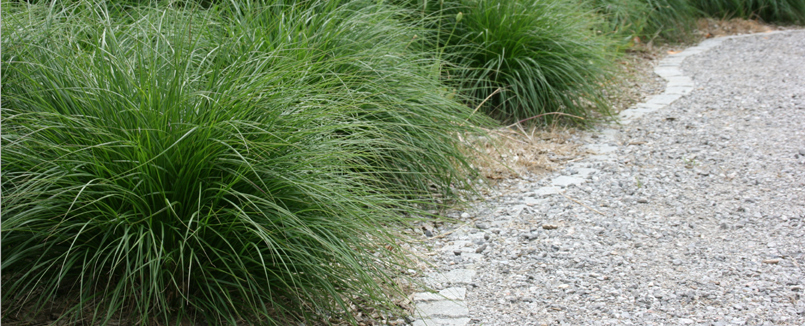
left=1, top=0, right=487, bottom=324
left=436, top=0, right=616, bottom=125
left=585, top=0, right=697, bottom=45
left=692, top=0, right=805, bottom=24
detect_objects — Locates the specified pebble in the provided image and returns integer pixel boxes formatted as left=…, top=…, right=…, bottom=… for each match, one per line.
left=410, top=31, right=805, bottom=326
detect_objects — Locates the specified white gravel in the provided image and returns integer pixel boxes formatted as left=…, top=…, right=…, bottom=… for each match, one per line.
left=414, top=30, right=805, bottom=326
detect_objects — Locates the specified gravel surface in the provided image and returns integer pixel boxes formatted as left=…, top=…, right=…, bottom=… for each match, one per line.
left=416, top=31, right=805, bottom=325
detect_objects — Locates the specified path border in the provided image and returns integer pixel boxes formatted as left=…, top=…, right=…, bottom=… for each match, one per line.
left=619, top=31, right=792, bottom=124
left=409, top=30, right=797, bottom=326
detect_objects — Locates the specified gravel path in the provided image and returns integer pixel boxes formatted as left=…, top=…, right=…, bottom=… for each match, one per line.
left=412, top=30, right=805, bottom=326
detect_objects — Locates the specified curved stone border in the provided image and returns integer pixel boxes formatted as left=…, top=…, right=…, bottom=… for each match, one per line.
left=408, top=30, right=794, bottom=326
left=619, top=31, right=790, bottom=124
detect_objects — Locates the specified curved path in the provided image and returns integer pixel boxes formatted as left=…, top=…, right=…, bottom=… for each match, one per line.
left=411, top=30, right=805, bottom=326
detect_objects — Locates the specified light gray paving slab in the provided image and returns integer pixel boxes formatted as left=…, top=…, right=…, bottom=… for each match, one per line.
left=413, top=287, right=466, bottom=302
left=647, top=93, right=682, bottom=105
left=425, top=269, right=476, bottom=285
left=551, top=175, right=585, bottom=187
left=584, top=143, right=618, bottom=153
left=664, top=86, right=692, bottom=95
left=415, top=300, right=469, bottom=317
left=653, top=67, right=683, bottom=77
left=664, top=76, right=694, bottom=86
left=534, top=186, right=562, bottom=196
left=412, top=317, right=471, bottom=326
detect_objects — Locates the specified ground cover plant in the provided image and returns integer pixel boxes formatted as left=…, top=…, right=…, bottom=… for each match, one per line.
left=587, top=0, right=804, bottom=46
left=432, top=0, right=617, bottom=125
left=585, top=0, right=697, bottom=45
left=3, top=0, right=805, bottom=325
left=585, top=0, right=652, bottom=47
left=0, top=0, right=487, bottom=324
left=692, top=0, right=805, bottom=23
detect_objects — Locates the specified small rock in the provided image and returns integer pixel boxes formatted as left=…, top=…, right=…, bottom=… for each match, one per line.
left=542, top=224, right=559, bottom=230
left=475, top=222, right=490, bottom=230
left=678, top=318, right=695, bottom=324
left=453, top=250, right=462, bottom=256
left=476, top=244, right=487, bottom=253
left=799, top=148, right=805, bottom=155
left=637, top=198, right=649, bottom=203
left=460, top=212, right=471, bottom=218
left=522, top=233, right=539, bottom=241
left=762, top=259, right=780, bottom=264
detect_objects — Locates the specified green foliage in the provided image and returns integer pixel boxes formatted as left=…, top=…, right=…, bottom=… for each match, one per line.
left=5, top=0, right=802, bottom=324
left=585, top=0, right=697, bottom=44
left=586, top=0, right=651, bottom=46
left=645, top=0, right=698, bottom=41
left=692, top=0, right=805, bottom=23
left=437, top=0, right=616, bottom=124
left=1, top=0, right=487, bottom=324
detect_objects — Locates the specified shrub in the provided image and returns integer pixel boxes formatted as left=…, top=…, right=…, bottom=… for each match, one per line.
left=1, top=0, right=486, bottom=324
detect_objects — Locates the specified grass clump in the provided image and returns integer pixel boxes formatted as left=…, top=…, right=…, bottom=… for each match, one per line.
left=1, top=0, right=485, bottom=324
left=585, top=0, right=652, bottom=46
left=644, top=0, right=698, bottom=41
left=434, top=0, right=616, bottom=125
left=692, top=0, right=805, bottom=24
left=585, top=0, right=697, bottom=45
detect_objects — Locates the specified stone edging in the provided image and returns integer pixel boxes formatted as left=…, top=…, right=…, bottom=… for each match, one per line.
left=408, top=31, right=791, bottom=326
left=619, top=31, right=791, bottom=124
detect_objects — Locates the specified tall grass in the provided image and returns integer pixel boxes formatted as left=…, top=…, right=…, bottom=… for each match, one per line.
left=1, top=0, right=486, bottom=324
left=586, top=0, right=652, bottom=46
left=692, top=0, right=805, bottom=23
left=645, top=0, right=698, bottom=41
left=585, top=0, right=697, bottom=44
left=436, top=0, right=616, bottom=124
